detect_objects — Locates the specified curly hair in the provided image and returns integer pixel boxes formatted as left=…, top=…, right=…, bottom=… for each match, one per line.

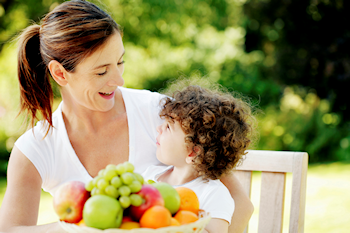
left=159, top=85, right=256, bottom=180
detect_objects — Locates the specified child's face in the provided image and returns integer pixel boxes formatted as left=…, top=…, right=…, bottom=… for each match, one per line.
left=156, top=119, right=191, bottom=166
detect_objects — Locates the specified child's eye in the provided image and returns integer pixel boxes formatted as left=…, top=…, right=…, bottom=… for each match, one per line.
left=118, top=60, right=125, bottom=65
left=166, top=124, right=170, bottom=130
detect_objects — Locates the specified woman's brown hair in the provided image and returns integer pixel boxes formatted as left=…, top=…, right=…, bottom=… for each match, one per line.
left=17, top=0, right=121, bottom=134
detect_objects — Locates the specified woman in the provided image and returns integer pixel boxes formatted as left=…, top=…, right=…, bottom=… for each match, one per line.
left=0, top=0, right=253, bottom=232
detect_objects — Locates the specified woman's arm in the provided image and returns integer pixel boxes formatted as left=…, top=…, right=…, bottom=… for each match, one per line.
left=0, top=146, right=64, bottom=233
left=220, top=172, right=254, bottom=233
left=203, top=218, right=229, bottom=233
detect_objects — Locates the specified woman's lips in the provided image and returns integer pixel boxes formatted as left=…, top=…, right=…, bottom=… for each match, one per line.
left=99, top=91, right=115, bottom=99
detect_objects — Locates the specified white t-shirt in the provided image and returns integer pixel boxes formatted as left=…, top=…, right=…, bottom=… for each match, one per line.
left=142, top=165, right=235, bottom=224
left=15, top=87, right=165, bottom=196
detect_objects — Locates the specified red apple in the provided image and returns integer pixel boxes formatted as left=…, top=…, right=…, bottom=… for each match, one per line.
left=53, top=181, right=90, bottom=223
left=129, top=184, right=164, bottom=221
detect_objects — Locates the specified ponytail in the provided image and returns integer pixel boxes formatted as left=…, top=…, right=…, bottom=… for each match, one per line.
left=17, top=24, right=53, bottom=134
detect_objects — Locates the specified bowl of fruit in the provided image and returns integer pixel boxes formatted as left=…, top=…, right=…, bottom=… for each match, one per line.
left=54, top=162, right=211, bottom=233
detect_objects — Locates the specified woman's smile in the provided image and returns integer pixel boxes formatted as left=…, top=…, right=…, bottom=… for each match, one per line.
left=99, top=91, right=115, bottom=99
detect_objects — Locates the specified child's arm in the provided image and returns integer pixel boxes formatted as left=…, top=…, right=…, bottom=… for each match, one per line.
left=203, top=218, right=229, bottom=233
left=220, top=172, right=254, bottom=233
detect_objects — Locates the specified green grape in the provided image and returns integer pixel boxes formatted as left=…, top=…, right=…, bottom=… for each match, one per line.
left=146, top=179, right=156, bottom=184
left=121, top=172, right=135, bottom=185
left=111, top=176, right=122, bottom=188
left=105, top=164, right=117, bottom=171
left=94, top=188, right=106, bottom=195
left=115, top=164, right=126, bottom=175
left=129, top=180, right=142, bottom=193
left=130, top=194, right=143, bottom=207
left=85, top=180, right=94, bottom=192
left=123, top=162, right=135, bottom=172
left=119, top=196, right=131, bottom=209
left=98, top=169, right=105, bottom=177
left=91, top=187, right=98, bottom=196
left=118, top=185, right=131, bottom=196
left=105, top=185, right=119, bottom=198
left=97, top=178, right=109, bottom=190
left=133, top=172, right=144, bottom=184
left=103, top=169, right=117, bottom=181
left=92, top=175, right=104, bottom=186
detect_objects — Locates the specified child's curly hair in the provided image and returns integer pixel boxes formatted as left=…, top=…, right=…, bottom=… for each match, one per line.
left=159, top=85, right=256, bottom=180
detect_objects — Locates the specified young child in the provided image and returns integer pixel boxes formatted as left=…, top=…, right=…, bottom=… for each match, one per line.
left=142, top=85, right=256, bottom=233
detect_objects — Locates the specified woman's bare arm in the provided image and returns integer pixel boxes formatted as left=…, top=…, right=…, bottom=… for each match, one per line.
left=220, top=172, right=254, bottom=233
left=0, top=146, right=64, bottom=233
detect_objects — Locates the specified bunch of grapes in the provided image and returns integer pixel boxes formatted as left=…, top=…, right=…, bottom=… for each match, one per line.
left=85, top=162, right=144, bottom=209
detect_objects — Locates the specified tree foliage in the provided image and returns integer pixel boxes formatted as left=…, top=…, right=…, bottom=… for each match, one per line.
left=243, top=0, right=350, bottom=162
left=244, top=0, right=349, bottom=119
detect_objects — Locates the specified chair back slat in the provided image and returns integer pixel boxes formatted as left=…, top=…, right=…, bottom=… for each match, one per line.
left=258, top=172, right=286, bottom=233
left=289, top=152, right=308, bottom=233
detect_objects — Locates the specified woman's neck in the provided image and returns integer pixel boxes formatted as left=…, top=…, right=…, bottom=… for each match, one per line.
left=158, top=165, right=199, bottom=186
left=60, top=88, right=126, bottom=133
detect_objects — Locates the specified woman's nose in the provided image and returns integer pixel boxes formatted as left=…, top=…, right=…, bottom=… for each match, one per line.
left=109, top=66, right=124, bottom=86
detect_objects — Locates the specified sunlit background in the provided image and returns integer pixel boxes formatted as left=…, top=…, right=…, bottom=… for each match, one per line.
left=0, top=0, right=349, bottom=232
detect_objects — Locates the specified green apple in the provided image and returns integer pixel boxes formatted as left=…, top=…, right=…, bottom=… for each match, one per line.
left=151, top=182, right=180, bottom=214
left=83, top=195, right=123, bottom=229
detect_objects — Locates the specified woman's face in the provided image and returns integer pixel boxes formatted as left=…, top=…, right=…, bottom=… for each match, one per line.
left=63, top=32, right=125, bottom=112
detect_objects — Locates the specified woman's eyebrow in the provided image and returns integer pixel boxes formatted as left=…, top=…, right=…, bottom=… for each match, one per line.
left=92, top=50, right=125, bottom=70
left=120, top=50, right=125, bottom=59
left=92, top=64, right=109, bottom=70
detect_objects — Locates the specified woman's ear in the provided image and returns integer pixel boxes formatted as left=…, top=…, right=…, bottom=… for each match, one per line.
left=48, top=60, right=68, bottom=86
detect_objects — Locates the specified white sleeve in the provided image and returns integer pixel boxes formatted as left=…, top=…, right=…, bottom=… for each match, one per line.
left=200, top=183, right=235, bottom=225
left=14, top=123, right=53, bottom=186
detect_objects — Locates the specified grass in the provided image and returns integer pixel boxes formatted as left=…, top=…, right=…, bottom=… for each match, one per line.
left=0, top=162, right=350, bottom=232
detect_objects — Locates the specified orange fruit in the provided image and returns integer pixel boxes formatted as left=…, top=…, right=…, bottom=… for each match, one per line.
left=175, top=187, right=200, bottom=214
left=174, top=210, right=199, bottom=225
left=75, top=219, right=86, bottom=227
left=119, top=221, right=141, bottom=229
left=170, top=217, right=181, bottom=226
left=139, top=206, right=172, bottom=229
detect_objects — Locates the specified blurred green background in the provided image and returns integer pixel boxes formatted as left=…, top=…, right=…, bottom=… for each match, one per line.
left=0, top=0, right=349, bottom=232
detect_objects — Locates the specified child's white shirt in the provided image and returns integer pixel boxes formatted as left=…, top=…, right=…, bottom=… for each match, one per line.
left=142, top=165, right=235, bottom=224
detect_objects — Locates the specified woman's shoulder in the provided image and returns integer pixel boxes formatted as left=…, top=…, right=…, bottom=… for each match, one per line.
left=120, top=87, right=166, bottom=103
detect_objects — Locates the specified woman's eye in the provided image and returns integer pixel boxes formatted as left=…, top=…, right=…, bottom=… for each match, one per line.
left=97, top=71, right=107, bottom=76
left=97, top=69, right=107, bottom=76
left=118, top=60, right=125, bottom=65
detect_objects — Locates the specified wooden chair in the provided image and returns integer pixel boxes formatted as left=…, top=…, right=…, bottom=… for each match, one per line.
left=230, top=150, right=308, bottom=233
